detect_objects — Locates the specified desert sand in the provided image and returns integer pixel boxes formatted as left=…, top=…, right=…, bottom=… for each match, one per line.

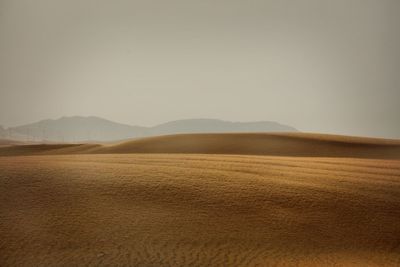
left=1, top=133, right=400, bottom=158
left=0, top=139, right=26, bottom=147
left=1, top=133, right=400, bottom=266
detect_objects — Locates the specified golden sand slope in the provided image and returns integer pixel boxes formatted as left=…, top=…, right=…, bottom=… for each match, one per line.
left=1, top=154, right=400, bottom=266
left=99, top=133, right=400, bottom=158
left=1, top=133, right=400, bottom=158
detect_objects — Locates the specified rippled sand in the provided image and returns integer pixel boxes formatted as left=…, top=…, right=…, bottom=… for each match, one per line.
left=1, top=154, right=399, bottom=266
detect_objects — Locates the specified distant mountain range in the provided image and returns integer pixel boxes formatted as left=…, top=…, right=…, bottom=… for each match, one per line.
left=0, top=116, right=297, bottom=142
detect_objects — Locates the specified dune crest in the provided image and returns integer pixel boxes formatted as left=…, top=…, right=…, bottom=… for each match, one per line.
left=1, top=133, right=400, bottom=159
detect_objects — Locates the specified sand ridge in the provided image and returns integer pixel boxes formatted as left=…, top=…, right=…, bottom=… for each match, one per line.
left=1, top=133, right=400, bottom=158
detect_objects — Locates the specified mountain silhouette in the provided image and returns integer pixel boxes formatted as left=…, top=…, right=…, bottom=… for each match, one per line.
left=9, top=116, right=297, bottom=142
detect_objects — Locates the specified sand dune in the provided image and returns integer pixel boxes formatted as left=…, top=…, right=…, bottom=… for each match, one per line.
left=1, top=133, right=400, bottom=159
left=99, top=133, right=400, bottom=159
left=0, top=154, right=399, bottom=266
left=0, top=139, right=26, bottom=147
left=0, top=143, right=100, bottom=156
left=1, top=133, right=400, bottom=266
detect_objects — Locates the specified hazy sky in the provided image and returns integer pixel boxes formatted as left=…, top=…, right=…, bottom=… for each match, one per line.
left=0, top=0, right=399, bottom=138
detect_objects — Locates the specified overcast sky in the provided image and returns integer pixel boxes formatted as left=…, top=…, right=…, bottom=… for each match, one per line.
left=0, top=0, right=399, bottom=138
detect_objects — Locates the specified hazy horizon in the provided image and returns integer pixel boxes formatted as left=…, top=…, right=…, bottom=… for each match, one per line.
left=4, top=115, right=296, bottom=128
left=1, top=0, right=399, bottom=138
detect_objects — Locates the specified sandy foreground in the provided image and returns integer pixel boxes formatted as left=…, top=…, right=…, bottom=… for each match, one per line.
left=1, top=154, right=400, bottom=266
